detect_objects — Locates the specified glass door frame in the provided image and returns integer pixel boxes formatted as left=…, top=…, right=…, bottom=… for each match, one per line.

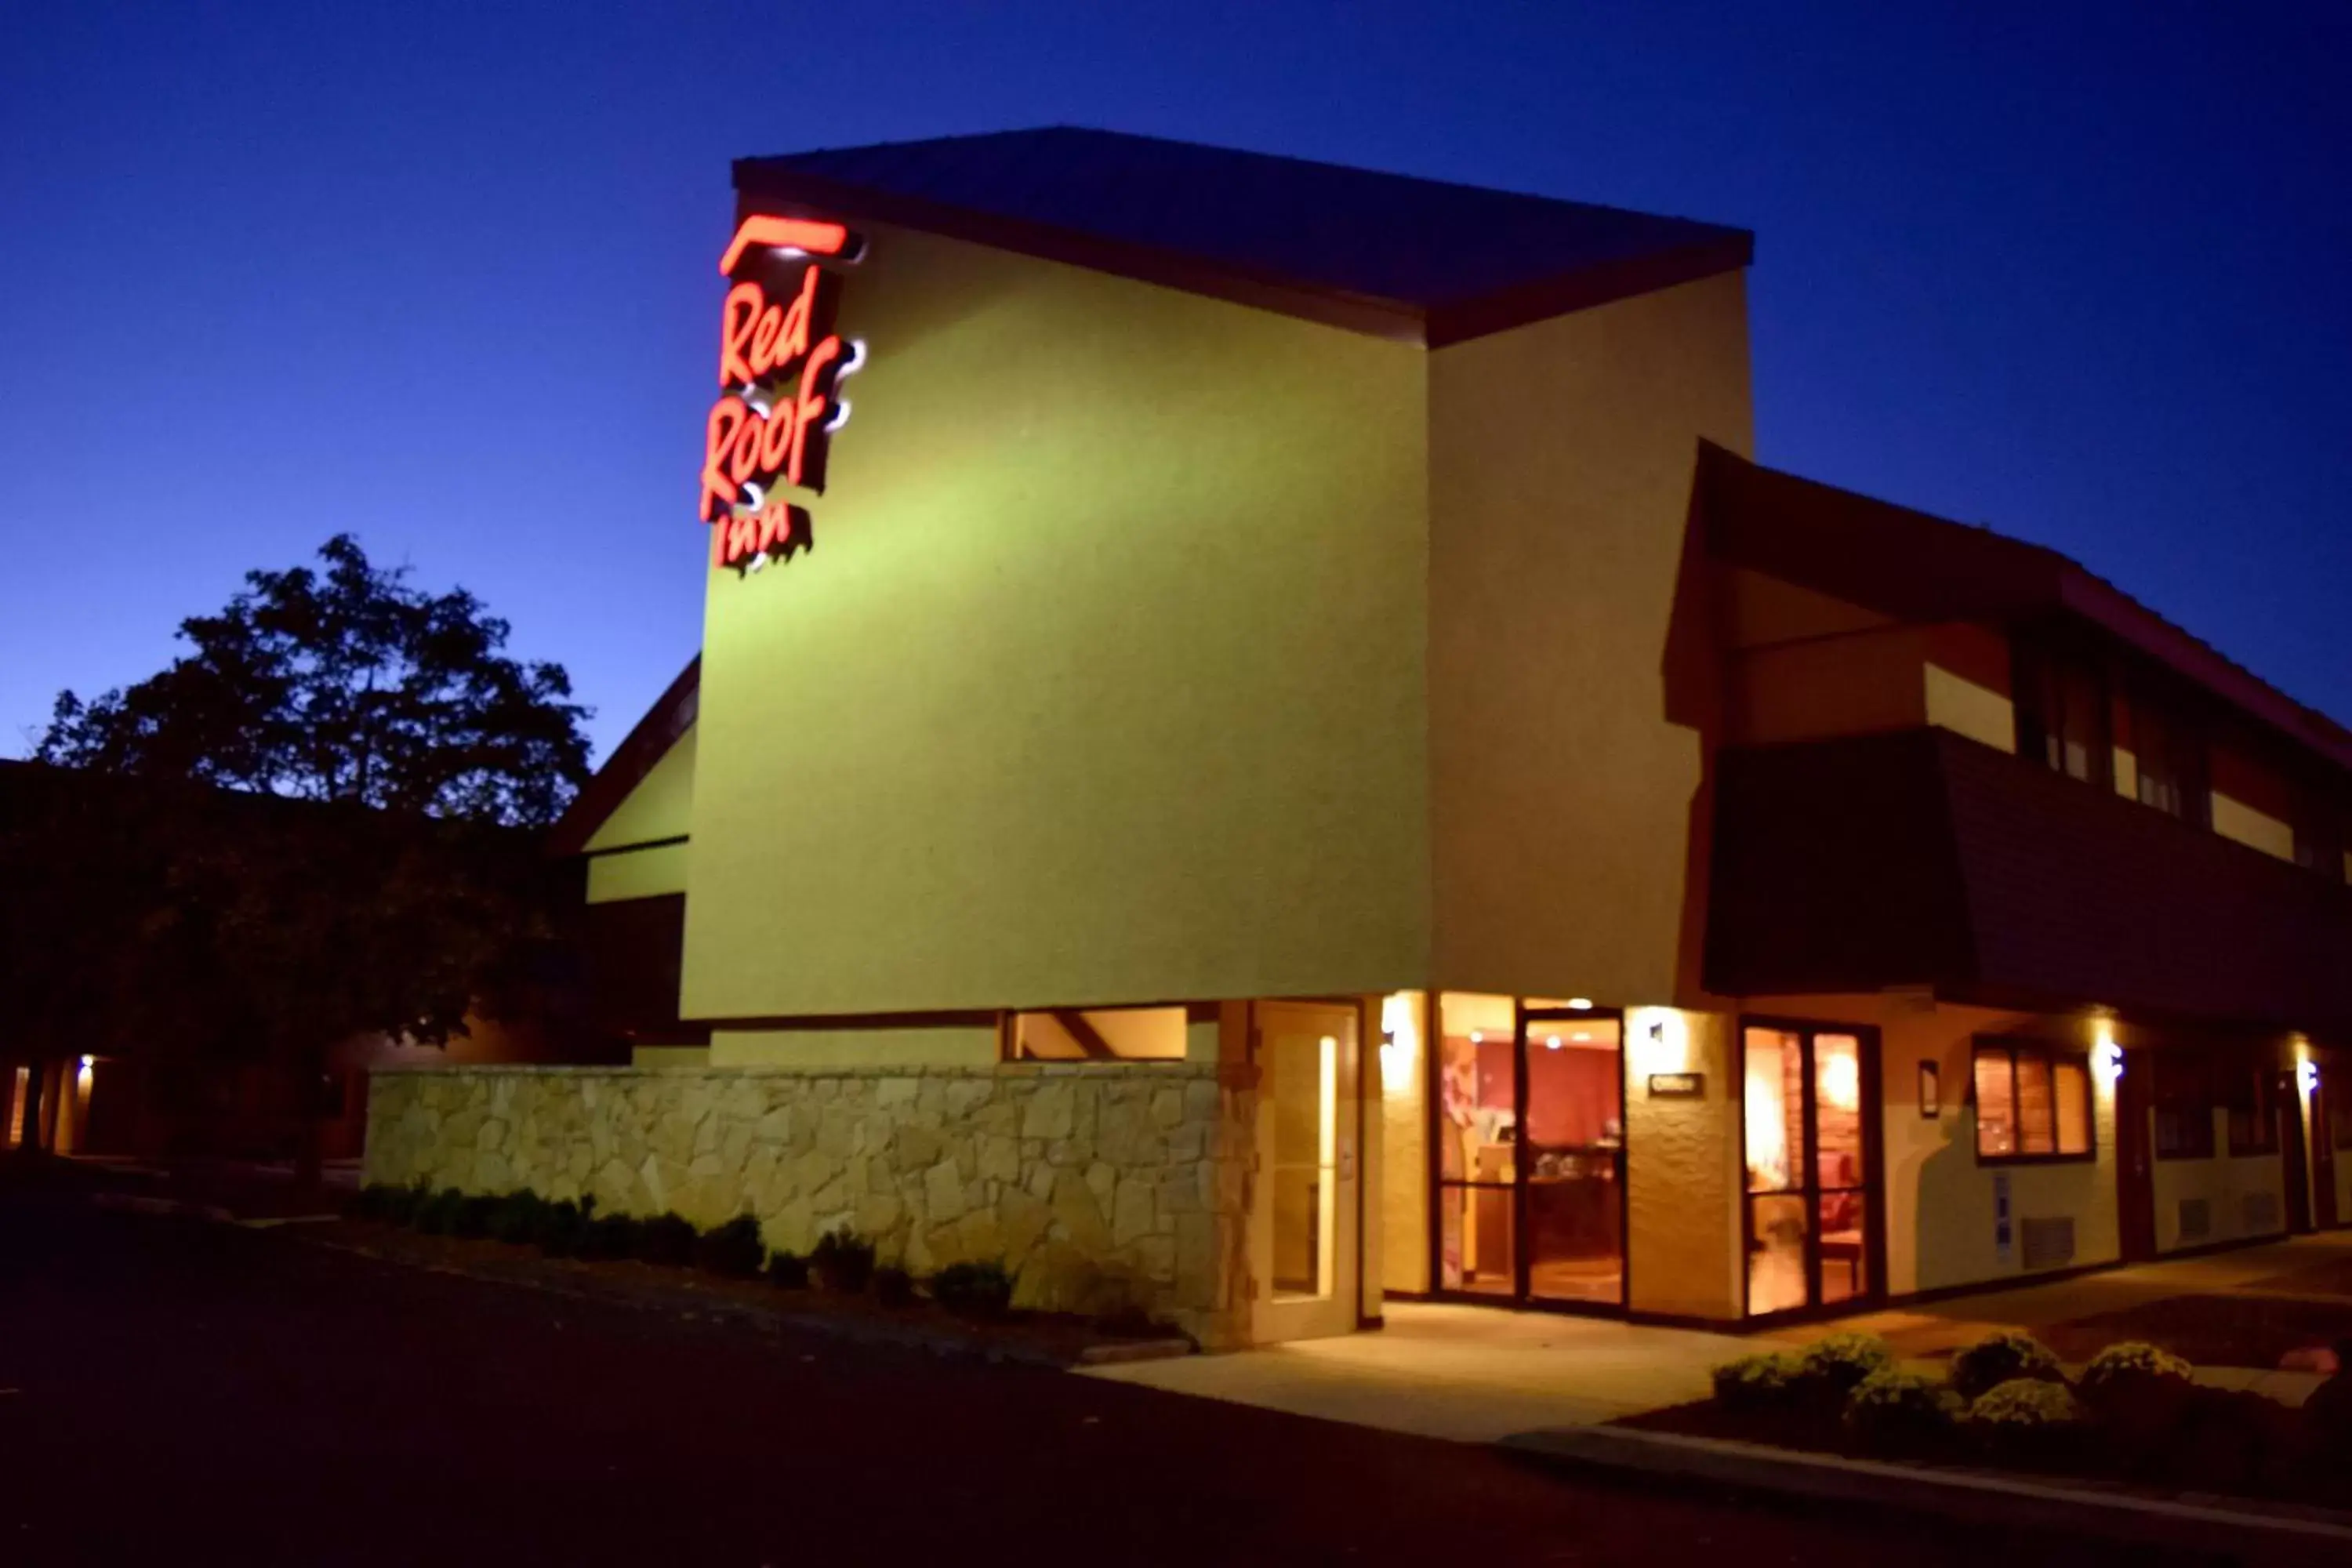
left=1249, top=1000, right=1363, bottom=1343
left=1426, top=996, right=1630, bottom=1319
left=1737, top=1016, right=1886, bottom=1323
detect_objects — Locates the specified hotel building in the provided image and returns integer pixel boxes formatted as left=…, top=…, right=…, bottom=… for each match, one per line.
left=361, top=129, right=2352, bottom=1347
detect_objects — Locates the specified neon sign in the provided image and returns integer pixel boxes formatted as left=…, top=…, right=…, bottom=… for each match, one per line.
left=700, top=212, right=866, bottom=574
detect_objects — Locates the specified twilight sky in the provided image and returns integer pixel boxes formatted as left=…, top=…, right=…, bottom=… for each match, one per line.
left=3, top=2, right=2347, bottom=760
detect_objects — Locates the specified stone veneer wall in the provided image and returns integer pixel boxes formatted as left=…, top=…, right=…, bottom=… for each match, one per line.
left=364, top=1063, right=1256, bottom=1348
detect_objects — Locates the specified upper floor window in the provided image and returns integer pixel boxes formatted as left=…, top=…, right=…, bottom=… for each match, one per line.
left=2292, top=785, right=2345, bottom=881
left=2015, top=639, right=2109, bottom=788
left=2130, top=688, right=2209, bottom=826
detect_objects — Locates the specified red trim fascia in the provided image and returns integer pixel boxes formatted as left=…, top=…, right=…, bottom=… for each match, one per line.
left=2056, top=572, right=2352, bottom=775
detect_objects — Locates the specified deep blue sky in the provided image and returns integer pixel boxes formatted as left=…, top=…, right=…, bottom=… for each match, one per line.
left=4, top=2, right=2347, bottom=760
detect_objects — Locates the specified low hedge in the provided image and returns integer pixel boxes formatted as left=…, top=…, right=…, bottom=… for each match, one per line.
left=1695, top=1325, right=2352, bottom=1508
left=347, top=1185, right=1163, bottom=1334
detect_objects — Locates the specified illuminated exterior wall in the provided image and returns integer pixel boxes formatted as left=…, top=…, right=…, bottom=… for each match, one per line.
left=683, top=223, right=1430, bottom=1022
left=1426, top=271, right=1753, bottom=1005
left=2149, top=1115, right=2289, bottom=1253
left=1722, top=576, right=2016, bottom=757
left=1623, top=1007, right=1740, bottom=1318
left=1377, top=992, right=1430, bottom=1295
left=1756, top=994, right=2121, bottom=1296
left=585, top=724, right=695, bottom=905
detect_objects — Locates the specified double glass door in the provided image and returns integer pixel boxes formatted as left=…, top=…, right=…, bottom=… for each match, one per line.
left=1436, top=1000, right=1625, bottom=1310
left=1742, top=1024, right=1879, bottom=1316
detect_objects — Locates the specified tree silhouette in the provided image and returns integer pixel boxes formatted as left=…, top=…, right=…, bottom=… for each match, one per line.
left=12, top=535, right=592, bottom=1179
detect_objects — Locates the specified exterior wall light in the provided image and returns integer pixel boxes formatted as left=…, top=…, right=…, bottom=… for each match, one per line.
left=1626, top=1007, right=1689, bottom=1077
left=2095, top=1039, right=2124, bottom=1081
left=2299, top=1059, right=2320, bottom=1095
left=1377, top=992, right=1419, bottom=1095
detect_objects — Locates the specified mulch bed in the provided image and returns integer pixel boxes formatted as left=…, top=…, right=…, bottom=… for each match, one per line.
left=2028, top=1293, right=2352, bottom=1369
left=303, top=1218, right=1189, bottom=1367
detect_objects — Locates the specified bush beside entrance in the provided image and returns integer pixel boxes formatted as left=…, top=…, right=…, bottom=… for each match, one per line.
left=1691, top=1329, right=2352, bottom=1510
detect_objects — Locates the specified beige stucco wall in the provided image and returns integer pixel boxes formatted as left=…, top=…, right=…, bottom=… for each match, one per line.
left=683, top=223, right=1429, bottom=1022
left=1624, top=1006, right=1741, bottom=1319
left=1759, top=996, right=2121, bottom=1297
left=583, top=723, right=695, bottom=904
left=586, top=724, right=696, bottom=851
left=2211, top=792, right=2296, bottom=862
left=1924, top=666, right=2015, bottom=753
left=2150, top=1112, right=2289, bottom=1252
left=1426, top=270, right=1752, bottom=1005
left=365, top=1062, right=1256, bottom=1347
left=586, top=840, right=689, bottom=904
left=1376, top=992, right=1431, bottom=1295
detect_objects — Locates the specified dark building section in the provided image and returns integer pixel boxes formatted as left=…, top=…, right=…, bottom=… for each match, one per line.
left=1708, top=728, right=2352, bottom=1035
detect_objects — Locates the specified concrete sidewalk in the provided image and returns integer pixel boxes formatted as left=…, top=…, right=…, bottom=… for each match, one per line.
left=1087, top=1233, right=2352, bottom=1442
left=1084, top=1302, right=1744, bottom=1441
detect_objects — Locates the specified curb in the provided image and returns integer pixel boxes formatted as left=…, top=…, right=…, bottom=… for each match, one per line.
left=1501, top=1425, right=2352, bottom=1566
left=295, top=1232, right=1193, bottom=1372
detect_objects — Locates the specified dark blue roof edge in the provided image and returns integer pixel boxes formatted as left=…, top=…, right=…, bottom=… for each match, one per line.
left=729, top=135, right=1754, bottom=347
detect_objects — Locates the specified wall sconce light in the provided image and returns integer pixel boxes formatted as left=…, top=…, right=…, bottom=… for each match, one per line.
left=2299, top=1059, right=2321, bottom=1095
left=1377, top=993, right=1418, bottom=1095
left=2095, top=1040, right=2123, bottom=1081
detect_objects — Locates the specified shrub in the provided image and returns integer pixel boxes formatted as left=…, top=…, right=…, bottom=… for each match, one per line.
left=2157, top=1385, right=2306, bottom=1497
left=873, top=1265, right=917, bottom=1308
left=810, top=1229, right=877, bottom=1293
left=1793, top=1332, right=1895, bottom=1399
left=534, top=1196, right=594, bottom=1257
left=487, top=1191, right=547, bottom=1245
left=932, top=1259, right=1015, bottom=1319
left=637, top=1212, right=699, bottom=1267
left=2307, top=1367, right=2352, bottom=1450
left=764, top=1250, right=811, bottom=1290
left=412, top=1188, right=469, bottom=1236
left=450, top=1194, right=501, bottom=1240
left=580, top=1213, right=644, bottom=1261
left=1710, top=1352, right=1801, bottom=1412
left=1950, top=1330, right=2063, bottom=1401
left=1964, top=1376, right=2086, bottom=1465
left=1842, top=1367, right=1960, bottom=1454
left=694, top=1215, right=768, bottom=1279
left=2077, top=1341, right=2194, bottom=1433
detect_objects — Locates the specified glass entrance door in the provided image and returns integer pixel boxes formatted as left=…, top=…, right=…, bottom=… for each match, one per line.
left=1435, top=994, right=1625, bottom=1312
left=1521, top=1009, right=1624, bottom=1307
left=1742, top=1024, right=1879, bottom=1317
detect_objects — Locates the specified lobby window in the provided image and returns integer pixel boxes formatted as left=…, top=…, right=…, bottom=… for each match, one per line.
left=2130, top=689, right=2209, bottom=826
left=1972, top=1041, right=2092, bottom=1161
left=2223, top=1065, right=2279, bottom=1156
left=2151, top=1054, right=2217, bottom=1160
left=1008, top=1007, right=1187, bottom=1062
left=2016, top=641, right=2109, bottom=788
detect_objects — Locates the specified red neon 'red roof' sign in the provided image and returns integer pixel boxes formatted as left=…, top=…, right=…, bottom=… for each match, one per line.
left=700, top=213, right=867, bottom=575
